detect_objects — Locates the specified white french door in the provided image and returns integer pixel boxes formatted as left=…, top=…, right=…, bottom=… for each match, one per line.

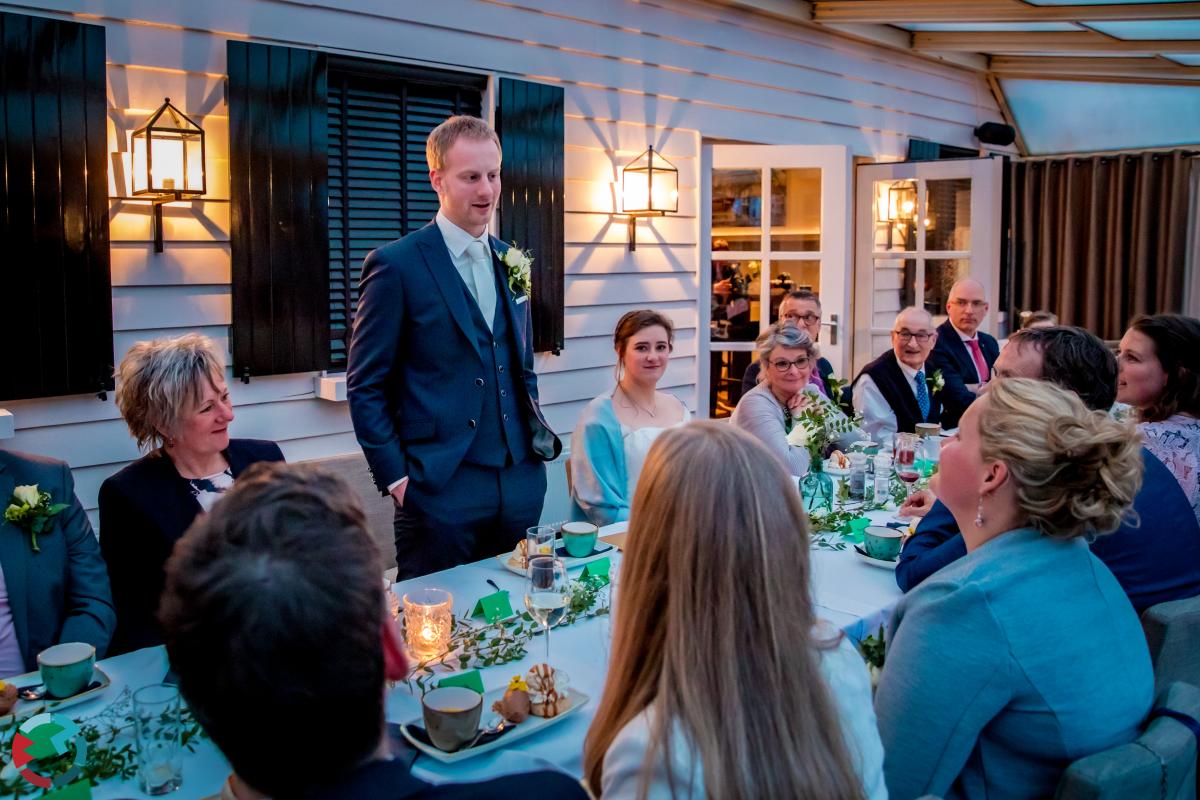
left=699, top=145, right=852, bottom=418
left=852, top=158, right=1004, bottom=375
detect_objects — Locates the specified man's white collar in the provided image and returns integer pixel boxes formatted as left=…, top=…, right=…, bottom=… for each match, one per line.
left=892, top=352, right=926, bottom=381
left=436, top=210, right=489, bottom=259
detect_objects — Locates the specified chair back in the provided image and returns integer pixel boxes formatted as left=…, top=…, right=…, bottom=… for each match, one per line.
left=1143, top=596, right=1200, bottom=694
left=1054, top=682, right=1199, bottom=800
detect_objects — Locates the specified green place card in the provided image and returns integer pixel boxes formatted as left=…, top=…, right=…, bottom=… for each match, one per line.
left=841, top=516, right=871, bottom=543
left=581, top=557, right=611, bottom=585
left=471, top=590, right=514, bottom=623
left=42, top=781, right=92, bottom=800
left=438, top=669, right=485, bottom=694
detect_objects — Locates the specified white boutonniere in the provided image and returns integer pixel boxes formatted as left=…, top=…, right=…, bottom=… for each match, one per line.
left=498, top=243, right=533, bottom=305
left=927, top=369, right=945, bottom=395
left=4, top=484, right=68, bottom=553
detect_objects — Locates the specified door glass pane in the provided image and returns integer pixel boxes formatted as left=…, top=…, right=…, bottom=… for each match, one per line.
left=709, top=350, right=754, bottom=419
left=925, top=259, right=970, bottom=321
left=712, top=169, right=762, bottom=251
left=770, top=168, right=820, bottom=251
left=873, top=257, right=915, bottom=328
left=872, top=179, right=917, bottom=252
left=768, top=260, right=820, bottom=324
left=711, top=257, right=762, bottom=342
left=924, top=178, right=971, bottom=251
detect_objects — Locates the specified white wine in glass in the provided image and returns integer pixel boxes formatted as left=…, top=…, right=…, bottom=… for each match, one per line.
left=525, top=555, right=568, bottom=664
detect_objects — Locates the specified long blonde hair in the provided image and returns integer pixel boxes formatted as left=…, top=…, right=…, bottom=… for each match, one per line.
left=583, top=421, right=863, bottom=800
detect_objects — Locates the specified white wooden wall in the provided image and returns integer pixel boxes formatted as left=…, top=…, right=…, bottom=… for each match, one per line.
left=0, top=0, right=1002, bottom=525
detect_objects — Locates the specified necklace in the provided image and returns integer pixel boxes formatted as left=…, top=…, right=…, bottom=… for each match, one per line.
left=617, top=384, right=657, bottom=419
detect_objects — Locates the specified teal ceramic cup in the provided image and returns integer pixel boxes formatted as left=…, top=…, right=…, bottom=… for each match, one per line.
left=37, top=642, right=95, bottom=698
left=863, top=526, right=904, bottom=562
left=560, top=521, right=599, bottom=558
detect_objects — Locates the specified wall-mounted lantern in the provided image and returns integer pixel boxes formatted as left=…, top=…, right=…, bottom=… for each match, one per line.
left=620, top=145, right=678, bottom=251
left=130, top=97, right=206, bottom=253
left=886, top=182, right=917, bottom=223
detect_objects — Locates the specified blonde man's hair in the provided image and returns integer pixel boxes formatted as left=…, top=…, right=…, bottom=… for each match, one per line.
left=115, top=333, right=226, bottom=451
left=425, top=115, right=501, bottom=171
left=583, top=421, right=863, bottom=800
left=979, top=378, right=1143, bottom=539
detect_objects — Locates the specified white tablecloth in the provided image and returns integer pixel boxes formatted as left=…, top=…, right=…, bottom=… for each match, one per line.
left=50, top=513, right=900, bottom=798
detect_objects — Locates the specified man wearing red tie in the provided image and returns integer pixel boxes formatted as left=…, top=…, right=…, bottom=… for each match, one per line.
left=928, top=278, right=999, bottom=429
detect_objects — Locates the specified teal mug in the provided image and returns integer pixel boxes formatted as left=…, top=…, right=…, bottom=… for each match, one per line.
left=863, top=526, right=904, bottom=562
left=37, top=642, right=95, bottom=698
left=560, top=521, right=599, bottom=558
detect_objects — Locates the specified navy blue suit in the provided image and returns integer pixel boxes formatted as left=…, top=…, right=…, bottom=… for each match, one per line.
left=927, top=320, right=999, bottom=430
left=0, top=450, right=115, bottom=672
left=347, top=221, right=560, bottom=578
left=895, top=448, right=1200, bottom=613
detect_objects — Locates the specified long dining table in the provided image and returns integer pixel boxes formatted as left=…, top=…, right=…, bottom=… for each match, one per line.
left=45, top=511, right=904, bottom=799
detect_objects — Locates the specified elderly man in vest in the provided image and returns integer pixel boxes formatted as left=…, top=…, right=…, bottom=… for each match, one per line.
left=852, top=306, right=942, bottom=445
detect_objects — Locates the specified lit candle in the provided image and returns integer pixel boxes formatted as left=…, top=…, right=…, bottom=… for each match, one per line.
left=403, top=588, right=453, bottom=660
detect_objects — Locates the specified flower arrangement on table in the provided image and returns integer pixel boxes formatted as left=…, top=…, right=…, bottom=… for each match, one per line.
left=785, top=399, right=863, bottom=512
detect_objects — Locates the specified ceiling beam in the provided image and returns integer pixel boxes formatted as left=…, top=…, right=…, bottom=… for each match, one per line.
left=913, top=31, right=1200, bottom=54
left=814, top=0, right=1200, bottom=23
left=991, top=55, right=1200, bottom=82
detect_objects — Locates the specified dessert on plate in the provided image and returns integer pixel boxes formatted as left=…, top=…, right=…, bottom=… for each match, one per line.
left=526, top=663, right=571, bottom=718
left=492, top=674, right=532, bottom=723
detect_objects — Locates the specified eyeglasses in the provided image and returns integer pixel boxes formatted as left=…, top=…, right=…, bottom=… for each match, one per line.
left=950, top=299, right=987, bottom=310
left=893, top=330, right=932, bottom=344
left=769, top=356, right=811, bottom=372
left=782, top=313, right=822, bottom=325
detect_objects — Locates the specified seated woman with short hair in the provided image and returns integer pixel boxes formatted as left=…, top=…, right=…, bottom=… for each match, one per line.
left=876, top=378, right=1153, bottom=799
left=100, top=333, right=283, bottom=654
left=584, top=421, right=885, bottom=799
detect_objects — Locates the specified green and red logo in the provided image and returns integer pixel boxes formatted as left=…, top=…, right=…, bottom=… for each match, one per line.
left=11, top=712, right=88, bottom=788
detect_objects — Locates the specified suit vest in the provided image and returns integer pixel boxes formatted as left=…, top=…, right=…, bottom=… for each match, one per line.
left=459, top=260, right=532, bottom=468
left=860, top=352, right=942, bottom=434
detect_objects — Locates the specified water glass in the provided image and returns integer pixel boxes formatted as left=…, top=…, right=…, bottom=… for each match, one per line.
left=526, top=525, right=556, bottom=566
left=134, top=683, right=183, bottom=795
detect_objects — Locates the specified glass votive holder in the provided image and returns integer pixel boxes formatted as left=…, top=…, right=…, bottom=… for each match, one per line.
left=403, top=588, right=453, bottom=660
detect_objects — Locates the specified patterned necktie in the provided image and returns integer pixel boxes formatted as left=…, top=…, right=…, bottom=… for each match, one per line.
left=915, top=370, right=931, bottom=420
left=465, top=240, right=497, bottom=332
left=966, top=338, right=989, bottom=383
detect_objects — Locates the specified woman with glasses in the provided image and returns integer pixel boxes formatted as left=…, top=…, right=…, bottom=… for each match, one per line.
left=731, top=321, right=862, bottom=477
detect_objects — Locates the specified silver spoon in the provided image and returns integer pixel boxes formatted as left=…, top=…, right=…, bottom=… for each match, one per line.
left=18, top=685, right=47, bottom=701
left=465, top=715, right=508, bottom=750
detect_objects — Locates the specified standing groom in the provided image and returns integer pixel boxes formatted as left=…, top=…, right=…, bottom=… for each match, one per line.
left=347, top=116, right=560, bottom=579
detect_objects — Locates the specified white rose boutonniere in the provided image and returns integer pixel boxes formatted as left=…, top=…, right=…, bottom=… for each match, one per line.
left=4, top=484, right=68, bottom=553
left=12, top=484, right=39, bottom=508
left=498, top=243, right=533, bottom=305
left=927, top=369, right=945, bottom=395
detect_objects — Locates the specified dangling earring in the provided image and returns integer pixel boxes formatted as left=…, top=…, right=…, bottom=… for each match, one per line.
left=974, top=495, right=985, bottom=528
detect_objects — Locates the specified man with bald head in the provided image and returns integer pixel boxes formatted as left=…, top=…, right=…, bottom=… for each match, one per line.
left=927, top=278, right=999, bottom=429
left=852, top=306, right=941, bottom=444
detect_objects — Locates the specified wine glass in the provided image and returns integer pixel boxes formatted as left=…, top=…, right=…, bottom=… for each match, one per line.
left=894, top=432, right=921, bottom=498
left=525, top=555, right=568, bottom=665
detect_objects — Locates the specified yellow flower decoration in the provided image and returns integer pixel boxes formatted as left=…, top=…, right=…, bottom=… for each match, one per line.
left=507, top=675, right=529, bottom=692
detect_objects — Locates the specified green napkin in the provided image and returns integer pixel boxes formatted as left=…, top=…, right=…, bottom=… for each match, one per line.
left=471, top=590, right=513, bottom=623
left=841, top=516, right=871, bottom=543
left=438, top=670, right=485, bottom=694
left=581, top=557, right=610, bottom=585
left=42, top=781, right=92, bottom=800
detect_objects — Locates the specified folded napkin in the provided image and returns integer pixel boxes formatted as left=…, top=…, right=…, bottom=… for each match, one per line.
left=403, top=722, right=516, bottom=751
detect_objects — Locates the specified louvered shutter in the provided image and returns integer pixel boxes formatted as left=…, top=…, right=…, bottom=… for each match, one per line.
left=327, top=59, right=484, bottom=369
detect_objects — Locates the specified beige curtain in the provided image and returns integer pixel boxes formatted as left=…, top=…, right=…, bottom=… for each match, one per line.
left=1011, top=149, right=1193, bottom=339
left=1186, top=158, right=1200, bottom=317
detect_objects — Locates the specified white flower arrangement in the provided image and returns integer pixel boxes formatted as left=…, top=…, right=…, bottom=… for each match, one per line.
left=498, top=243, right=533, bottom=304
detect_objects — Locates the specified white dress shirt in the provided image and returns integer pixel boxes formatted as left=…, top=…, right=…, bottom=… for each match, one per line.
left=853, top=353, right=926, bottom=446
left=952, top=322, right=988, bottom=383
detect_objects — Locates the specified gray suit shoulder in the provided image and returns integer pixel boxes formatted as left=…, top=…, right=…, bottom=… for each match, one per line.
left=0, top=449, right=71, bottom=481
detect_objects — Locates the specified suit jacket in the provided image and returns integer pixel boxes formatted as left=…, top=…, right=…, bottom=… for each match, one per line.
left=303, top=758, right=587, bottom=799
left=927, top=319, right=999, bottom=429
left=346, top=221, right=560, bottom=495
left=0, top=450, right=115, bottom=672
left=98, top=439, right=284, bottom=655
left=895, top=448, right=1200, bottom=613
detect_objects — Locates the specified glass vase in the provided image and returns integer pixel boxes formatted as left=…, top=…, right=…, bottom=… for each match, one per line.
left=800, top=461, right=835, bottom=512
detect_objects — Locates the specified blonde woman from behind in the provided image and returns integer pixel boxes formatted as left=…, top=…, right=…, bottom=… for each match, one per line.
left=583, top=421, right=884, bottom=800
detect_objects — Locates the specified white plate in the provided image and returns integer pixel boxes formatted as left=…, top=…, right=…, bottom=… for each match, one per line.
left=855, top=550, right=899, bottom=571
left=400, top=686, right=590, bottom=764
left=495, top=540, right=616, bottom=575
left=0, top=666, right=112, bottom=722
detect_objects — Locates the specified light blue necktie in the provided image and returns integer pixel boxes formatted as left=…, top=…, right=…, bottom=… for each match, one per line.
left=915, top=370, right=930, bottom=420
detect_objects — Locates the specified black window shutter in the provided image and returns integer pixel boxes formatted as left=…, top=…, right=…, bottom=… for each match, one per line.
left=228, top=41, right=330, bottom=379
left=0, top=12, right=112, bottom=401
left=327, top=58, right=483, bottom=370
left=496, top=78, right=565, bottom=355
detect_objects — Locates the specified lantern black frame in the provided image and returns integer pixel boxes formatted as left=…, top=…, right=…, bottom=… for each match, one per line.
left=130, top=97, right=206, bottom=252
left=621, top=145, right=679, bottom=251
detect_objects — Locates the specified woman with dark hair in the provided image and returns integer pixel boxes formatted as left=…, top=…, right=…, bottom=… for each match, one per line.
left=1118, top=313, right=1200, bottom=524
left=570, top=310, right=690, bottom=525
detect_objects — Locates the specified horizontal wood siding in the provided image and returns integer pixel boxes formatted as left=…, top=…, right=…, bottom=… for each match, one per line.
left=0, top=0, right=1002, bottom=521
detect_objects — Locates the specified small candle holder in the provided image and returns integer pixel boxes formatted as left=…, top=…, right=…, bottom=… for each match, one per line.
left=403, top=588, right=453, bottom=660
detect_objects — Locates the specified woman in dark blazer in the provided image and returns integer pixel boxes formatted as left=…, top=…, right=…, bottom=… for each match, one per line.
left=100, top=334, right=283, bottom=655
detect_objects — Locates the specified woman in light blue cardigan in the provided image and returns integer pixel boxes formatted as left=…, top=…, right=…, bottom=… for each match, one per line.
left=875, top=378, right=1154, bottom=800
left=571, top=311, right=689, bottom=526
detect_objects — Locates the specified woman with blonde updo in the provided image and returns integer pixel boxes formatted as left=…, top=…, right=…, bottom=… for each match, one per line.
left=100, top=334, right=283, bottom=654
left=875, top=378, right=1153, bottom=800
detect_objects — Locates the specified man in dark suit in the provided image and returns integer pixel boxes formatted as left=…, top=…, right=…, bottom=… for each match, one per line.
left=927, top=278, right=999, bottom=429
left=347, top=116, right=560, bottom=579
left=852, top=306, right=942, bottom=444
left=0, top=449, right=115, bottom=674
left=740, top=289, right=840, bottom=401
left=895, top=326, right=1200, bottom=612
left=160, top=462, right=586, bottom=800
